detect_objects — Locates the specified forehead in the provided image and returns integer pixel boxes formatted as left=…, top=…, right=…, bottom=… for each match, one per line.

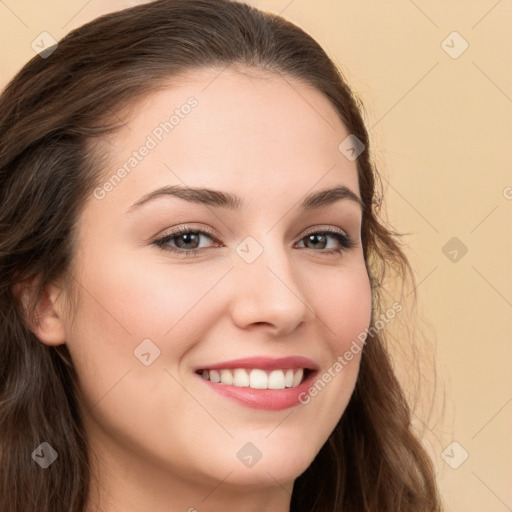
left=90, top=66, right=359, bottom=213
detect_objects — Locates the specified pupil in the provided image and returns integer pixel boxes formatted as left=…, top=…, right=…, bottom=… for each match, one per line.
left=309, top=234, right=326, bottom=249
left=180, top=233, right=198, bottom=248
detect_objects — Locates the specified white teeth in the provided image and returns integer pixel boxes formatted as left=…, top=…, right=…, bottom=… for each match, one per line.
left=233, top=368, right=249, bottom=387
left=292, top=368, right=303, bottom=387
left=249, top=369, right=267, bottom=389
left=220, top=369, right=233, bottom=385
left=268, top=370, right=286, bottom=390
left=200, top=368, right=307, bottom=389
left=209, top=369, right=220, bottom=383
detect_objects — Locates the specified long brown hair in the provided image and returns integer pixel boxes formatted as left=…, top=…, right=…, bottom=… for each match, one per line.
left=0, top=0, right=442, bottom=510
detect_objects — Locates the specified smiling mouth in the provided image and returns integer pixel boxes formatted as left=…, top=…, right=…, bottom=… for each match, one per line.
left=196, top=368, right=312, bottom=390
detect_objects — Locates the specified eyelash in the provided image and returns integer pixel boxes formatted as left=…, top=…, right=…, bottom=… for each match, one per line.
left=153, top=225, right=356, bottom=258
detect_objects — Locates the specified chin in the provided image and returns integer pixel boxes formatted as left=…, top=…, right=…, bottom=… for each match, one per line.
left=214, top=458, right=313, bottom=490
left=198, top=436, right=320, bottom=488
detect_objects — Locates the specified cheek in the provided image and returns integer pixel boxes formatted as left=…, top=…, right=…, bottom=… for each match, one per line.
left=62, top=256, right=221, bottom=457
left=63, top=253, right=231, bottom=394
left=70, top=248, right=225, bottom=340
left=315, top=262, right=373, bottom=353
left=297, top=262, right=372, bottom=427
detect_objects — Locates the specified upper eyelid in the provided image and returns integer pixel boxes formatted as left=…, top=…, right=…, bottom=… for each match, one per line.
left=157, top=224, right=350, bottom=237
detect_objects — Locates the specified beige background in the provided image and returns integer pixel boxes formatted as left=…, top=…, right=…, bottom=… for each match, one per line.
left=1, top=1, right=511, bottom=510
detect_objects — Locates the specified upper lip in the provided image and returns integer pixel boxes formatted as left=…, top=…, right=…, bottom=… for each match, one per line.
left=195, top=356, right=319, bottom=372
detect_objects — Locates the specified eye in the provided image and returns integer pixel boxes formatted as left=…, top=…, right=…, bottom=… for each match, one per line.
left=153, top=226, right=218, bottom=258
left=296, top=228, right=355, bottom=254
left=152, top=226, right=356, bottom=258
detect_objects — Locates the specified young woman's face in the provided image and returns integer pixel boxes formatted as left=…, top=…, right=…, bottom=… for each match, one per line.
left=56, top=67, right=372, bottom=500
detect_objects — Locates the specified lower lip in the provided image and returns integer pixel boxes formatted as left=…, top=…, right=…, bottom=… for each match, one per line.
left=198, top=371, right=317, bottom=411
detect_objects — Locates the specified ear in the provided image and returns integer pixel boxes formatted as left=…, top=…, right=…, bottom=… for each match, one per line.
left=15, top=277, right=67, bottom=346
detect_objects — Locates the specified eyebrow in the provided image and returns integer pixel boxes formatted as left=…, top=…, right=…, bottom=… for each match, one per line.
left=126, top=184, right=364, bottom=213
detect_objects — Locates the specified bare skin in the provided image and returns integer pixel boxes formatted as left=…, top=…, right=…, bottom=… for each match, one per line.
left=32, top=66, right=372, bottom=512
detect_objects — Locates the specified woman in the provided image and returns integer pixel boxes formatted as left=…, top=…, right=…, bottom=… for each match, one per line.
left=0, top=0, right=442, bottom=510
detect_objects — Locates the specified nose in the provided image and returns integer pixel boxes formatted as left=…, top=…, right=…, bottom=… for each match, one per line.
left=228, top=240, right=316, bottom=336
